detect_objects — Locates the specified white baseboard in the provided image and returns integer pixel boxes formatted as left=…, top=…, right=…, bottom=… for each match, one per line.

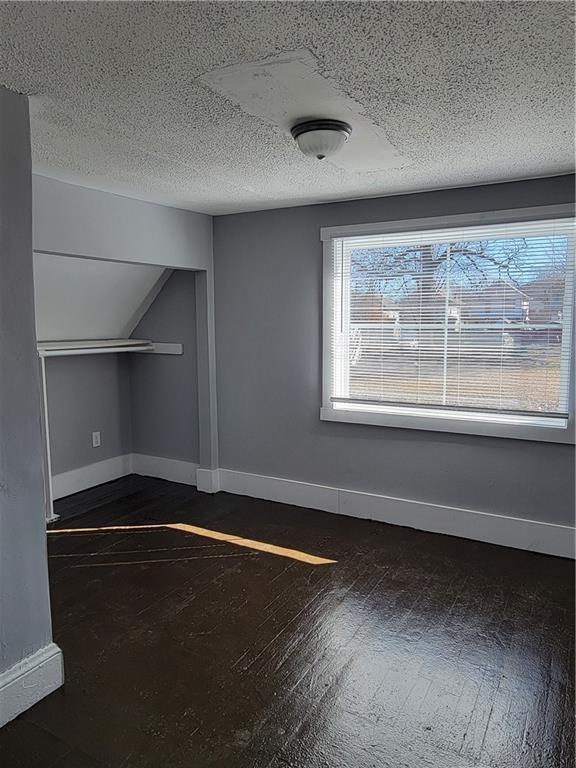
left=218, top=469, right=575, bottom=559
left=52, top=454, right=199, bottom=500
left=0, top=643, right=63, bottom=728
left=52, top=454, right=132, bottom=500
left=196, top=468, right=221, bottom=494
left=51, top=458, right=574, bottom=558
left=131, top=454, right=198, bottom=486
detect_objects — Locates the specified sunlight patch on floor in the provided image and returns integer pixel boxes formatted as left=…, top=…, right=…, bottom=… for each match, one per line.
left=48, top=522, right=337, bottom=565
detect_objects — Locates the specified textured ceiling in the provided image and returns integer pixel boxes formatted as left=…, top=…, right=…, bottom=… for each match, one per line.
left=0, top=1, right=573, bottom=214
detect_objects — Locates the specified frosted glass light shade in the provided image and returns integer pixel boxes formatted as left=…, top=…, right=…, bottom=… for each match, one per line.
left=291, top=120, right=352, bottom=160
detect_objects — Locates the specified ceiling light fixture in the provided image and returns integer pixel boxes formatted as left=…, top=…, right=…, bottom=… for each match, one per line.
left=291, top=119, right=352, bottom=160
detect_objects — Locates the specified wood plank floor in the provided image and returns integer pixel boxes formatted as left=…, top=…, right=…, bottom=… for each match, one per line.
left=1, top=475, right=574, bottom=767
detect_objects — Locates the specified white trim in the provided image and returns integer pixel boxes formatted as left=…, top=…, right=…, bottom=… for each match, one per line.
left=322, top=238, right=335, bottom=408
left=46, top=457, right=574, bottom=557
left=52, top=454, right=133, bottom=500
left=143, top=342, right=183, bottom=355
left=321, top=208, right=576, bottom=444
left=38, top=339, right=154, bottom=357
left=38, top=339, right=183, bottom=357
left=320, top=204, right=575, bottom=241
left=321, top=406, right=575, bottom=444
left=51, top=454, right=200, bottom=499
left=218, top=468, right=575, bottom=559
left=39, top=355, right=58, bottom=522
left=132, top=454, right=198, bottom=486
left=220, top=469, right=336, bottom=511
left=0, top=643, right=63, bottom=728
left=196, top=467, right=221, bottom=493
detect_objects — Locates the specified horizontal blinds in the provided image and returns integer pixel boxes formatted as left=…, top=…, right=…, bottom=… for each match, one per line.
left=330, top=218, right=575, bottom=416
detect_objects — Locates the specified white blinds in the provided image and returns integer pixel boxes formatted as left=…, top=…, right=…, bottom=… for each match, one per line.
left=329, top=218, right=575, bottom=417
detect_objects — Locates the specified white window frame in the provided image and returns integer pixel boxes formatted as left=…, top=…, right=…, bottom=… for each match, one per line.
left=321, top=205, right=575, bottom=444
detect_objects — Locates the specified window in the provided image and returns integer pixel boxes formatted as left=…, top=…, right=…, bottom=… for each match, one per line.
left=321, top=209, right=575, bottom=442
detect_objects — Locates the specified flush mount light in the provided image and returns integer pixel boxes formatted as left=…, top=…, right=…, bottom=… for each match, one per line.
left=291, top=119, right=352, bottom=160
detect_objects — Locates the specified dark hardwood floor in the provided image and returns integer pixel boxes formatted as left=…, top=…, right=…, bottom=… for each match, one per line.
left=1, top=475, right=574, bottom=767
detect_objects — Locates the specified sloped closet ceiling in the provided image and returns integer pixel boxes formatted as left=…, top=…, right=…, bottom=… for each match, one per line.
left=33, top=253, right=166, bottom=341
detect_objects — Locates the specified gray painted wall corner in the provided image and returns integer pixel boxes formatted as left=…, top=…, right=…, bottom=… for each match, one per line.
left=130, top=270, right=200, bottom=463
left=0, top=87, right=54, bottom=674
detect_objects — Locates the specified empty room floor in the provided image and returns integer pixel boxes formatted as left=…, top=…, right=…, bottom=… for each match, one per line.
left=1, top=476, right=573, bottom=768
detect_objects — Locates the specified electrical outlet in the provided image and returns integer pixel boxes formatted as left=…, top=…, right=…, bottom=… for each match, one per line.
left=92, top=431, right=101, bottom=448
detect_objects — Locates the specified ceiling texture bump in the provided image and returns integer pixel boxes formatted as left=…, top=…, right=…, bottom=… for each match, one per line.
left=0, top=1, right=573, bottom=214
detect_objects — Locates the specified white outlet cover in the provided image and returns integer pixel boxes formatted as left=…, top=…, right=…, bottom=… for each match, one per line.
left=92, top=431, right=101, bottom=448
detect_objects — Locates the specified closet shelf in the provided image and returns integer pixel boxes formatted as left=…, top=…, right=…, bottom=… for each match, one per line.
left=38, top=339, right=154, bottom=357
left=37, top=339, right=183, bottom=357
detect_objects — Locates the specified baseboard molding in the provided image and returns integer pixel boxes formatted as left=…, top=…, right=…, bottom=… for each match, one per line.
left=0, top=643, right=63, bottom=728
left=132, top=454, right=198, bottom=486
left=52, top=454, right=133, bottom=500
left=196, top=468, right=221, bottom=494
left=218, top=469, right=575, bottom=559
left=51, top=458, right=574, bottom=558
left=52, top=454, right=199, bottom=499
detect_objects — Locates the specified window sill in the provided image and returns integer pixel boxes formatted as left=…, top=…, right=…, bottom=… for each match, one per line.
left=320, top=405, right=575, bottom=444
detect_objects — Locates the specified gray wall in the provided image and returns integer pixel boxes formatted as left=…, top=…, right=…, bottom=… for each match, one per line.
left=130, top=271, right=199, bottom=462
left=46, top=355, right=132, bottom=474
left=213, top=176, right=576, bottom=527
left=33, top=174, right=212, bottom=271
left=0, top=87, right=53, bottom=673
left=33, top=174, right=218, bottom=472
left=44, top=271, right=199, bottom=473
